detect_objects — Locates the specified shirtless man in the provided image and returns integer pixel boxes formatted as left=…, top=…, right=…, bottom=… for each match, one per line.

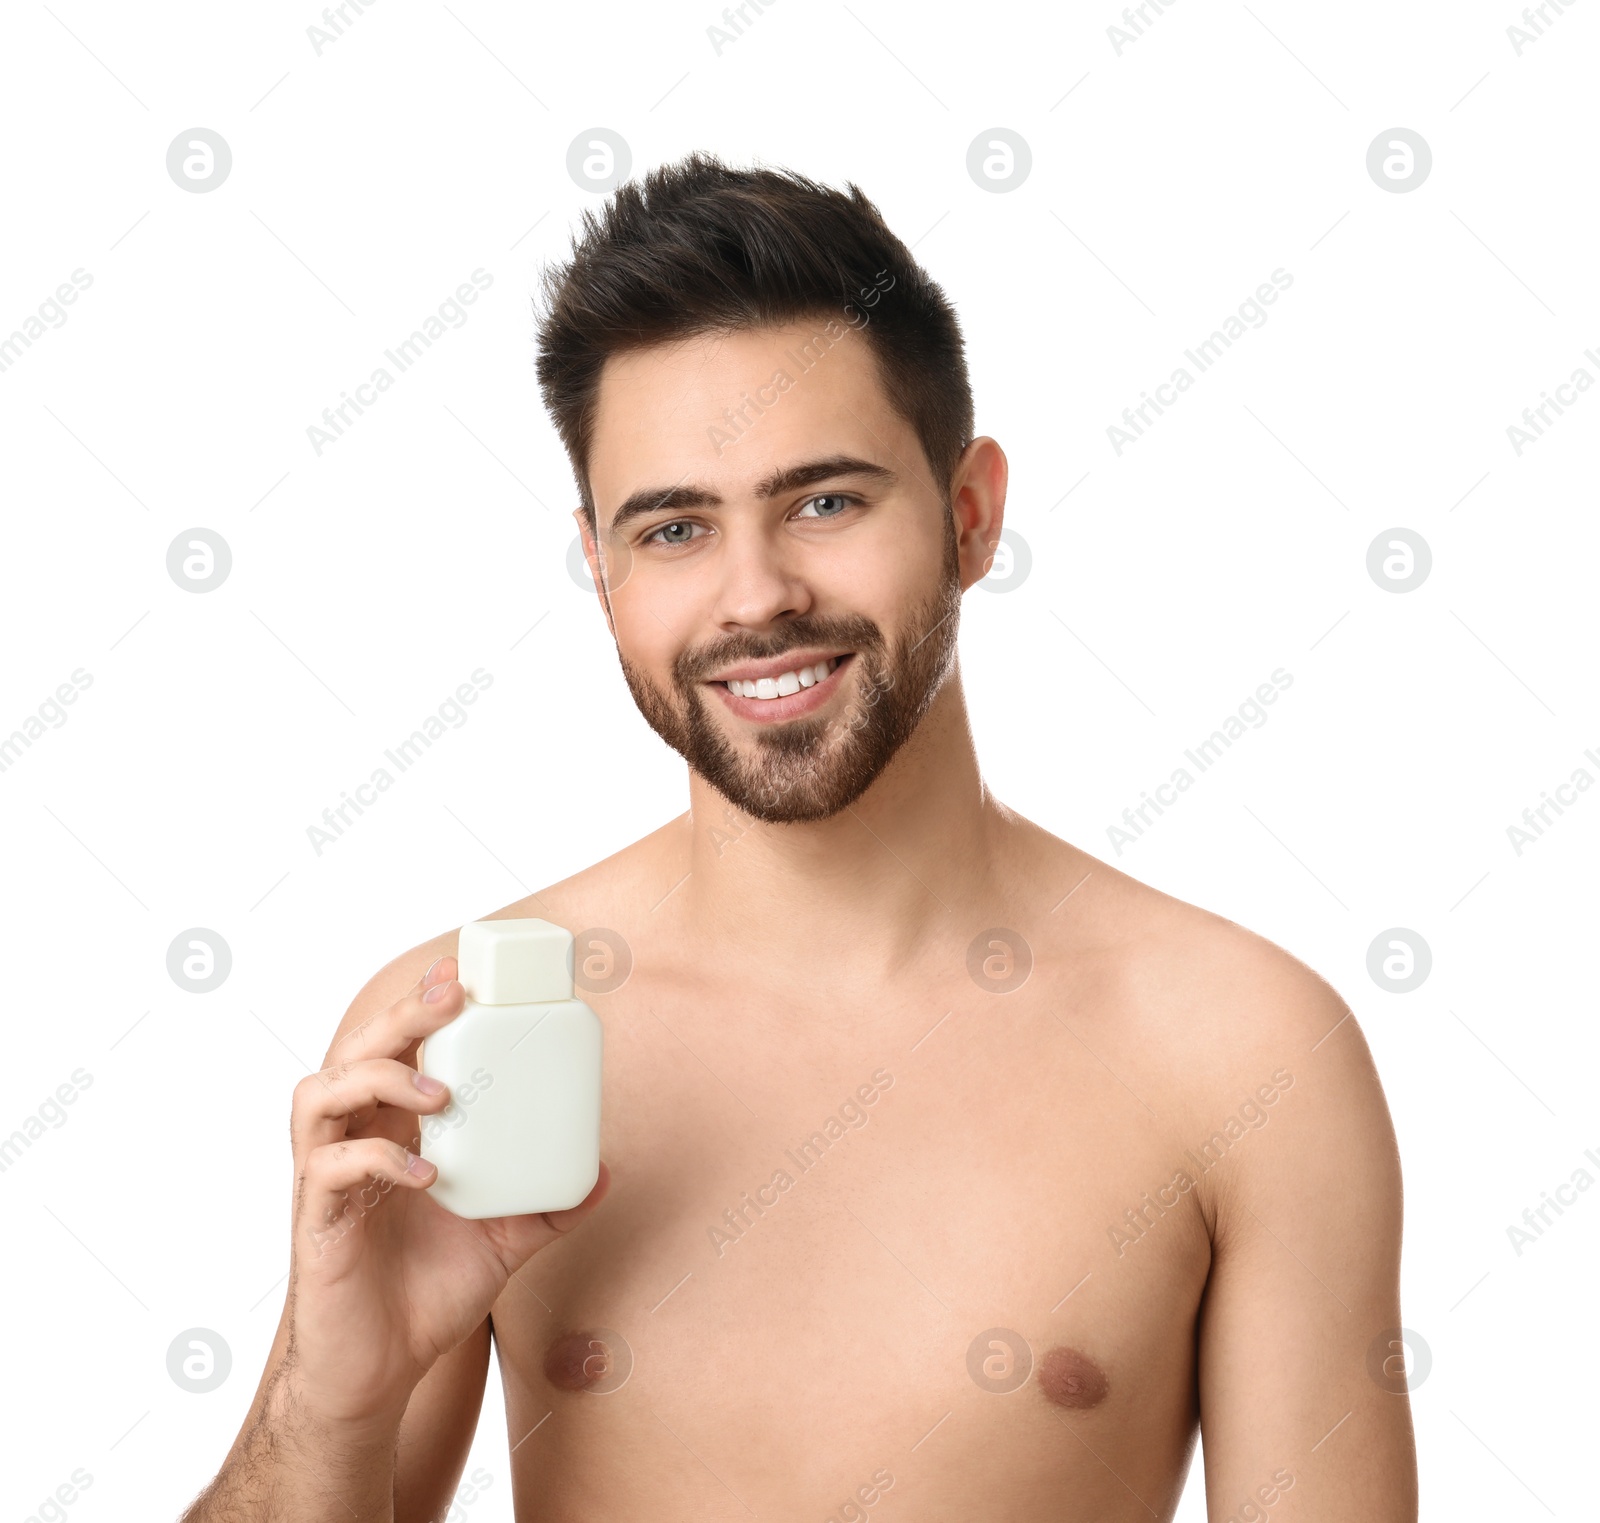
left=184, top=153, right=1419, bottom=1521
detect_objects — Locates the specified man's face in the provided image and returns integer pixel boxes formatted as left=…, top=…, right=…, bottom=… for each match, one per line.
left=580, top=319, right=965, bottom=825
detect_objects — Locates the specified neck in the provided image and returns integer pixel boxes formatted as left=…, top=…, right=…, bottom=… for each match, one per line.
left=674, top=661, right=1005, bottom=981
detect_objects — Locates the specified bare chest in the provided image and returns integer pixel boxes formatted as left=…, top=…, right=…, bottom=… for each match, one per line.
left=489, top=966, right=1210, bottom=1520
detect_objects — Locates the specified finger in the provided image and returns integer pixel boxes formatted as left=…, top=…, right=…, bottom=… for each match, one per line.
left=328, top=969, right=465, bottom=1068
left=297, top=1136, right=435, bottom=1252
left=292, top=1058, right=450, bottom=1152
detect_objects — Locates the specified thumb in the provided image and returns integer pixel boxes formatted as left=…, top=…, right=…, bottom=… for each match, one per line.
left=480, top=1161, right=611, bottom=1269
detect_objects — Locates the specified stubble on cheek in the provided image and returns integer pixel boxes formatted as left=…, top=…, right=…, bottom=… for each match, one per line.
left=614, top=513, right=962, bottom=824
left=622, top=623, right=951, bottom=824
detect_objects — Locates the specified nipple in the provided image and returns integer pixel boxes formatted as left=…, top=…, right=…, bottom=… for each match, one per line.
left=544, top=1331, right=616, bottom=1392
left=1037, top=1345, right=1109, bottom=1409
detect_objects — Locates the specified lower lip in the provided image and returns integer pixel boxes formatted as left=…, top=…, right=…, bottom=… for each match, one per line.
left=708, top=654, right=855, bottom=725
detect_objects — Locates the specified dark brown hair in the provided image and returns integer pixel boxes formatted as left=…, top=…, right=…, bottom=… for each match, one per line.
left=533, top=150, right=975, bottom=535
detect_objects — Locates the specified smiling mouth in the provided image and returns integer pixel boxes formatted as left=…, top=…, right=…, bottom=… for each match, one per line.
left=716, top=654, right=848, bottom=701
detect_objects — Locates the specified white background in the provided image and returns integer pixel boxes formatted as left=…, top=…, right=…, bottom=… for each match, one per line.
left=1, top=1, right=1595, bottom=1518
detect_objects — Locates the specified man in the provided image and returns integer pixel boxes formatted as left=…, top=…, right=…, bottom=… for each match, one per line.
left=186, top=151, right=1418, bottom=1521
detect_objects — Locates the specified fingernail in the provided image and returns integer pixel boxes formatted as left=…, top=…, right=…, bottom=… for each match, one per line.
left=405, top=1150, right=433, bottom=1177
left=423, top=956, right=442, bottom=983
left=423, top=979, right=452, bottom=1004
left=413, top=1071, right=445, bottom=1096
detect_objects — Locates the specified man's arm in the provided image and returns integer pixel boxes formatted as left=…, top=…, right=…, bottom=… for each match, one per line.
left=182, top=941, right=500, bottom=1521
left=1193, top=966, right=1418, bottom=1522
left=393, top=1317, right=493, bottom=1523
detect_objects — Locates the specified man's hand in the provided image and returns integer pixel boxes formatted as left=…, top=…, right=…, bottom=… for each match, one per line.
left=284, top=953, right=610, bottom=1425
left=182, top=953, right=609, bottom=1520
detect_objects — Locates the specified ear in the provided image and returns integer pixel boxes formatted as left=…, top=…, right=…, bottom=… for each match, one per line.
left=573, top=506, right=618, bottom=640
left=949, top=437, right=1009, bottom=592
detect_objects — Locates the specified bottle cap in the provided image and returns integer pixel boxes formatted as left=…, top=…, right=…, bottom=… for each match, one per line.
left=456, top=917, right=574, bottom=1005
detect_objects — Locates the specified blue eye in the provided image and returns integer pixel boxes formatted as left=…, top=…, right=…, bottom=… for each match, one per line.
left=797, top=493, right=854, bottom=518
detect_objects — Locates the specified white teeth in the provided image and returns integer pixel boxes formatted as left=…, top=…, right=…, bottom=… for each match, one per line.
left=727, top=657, right=841, bottom=700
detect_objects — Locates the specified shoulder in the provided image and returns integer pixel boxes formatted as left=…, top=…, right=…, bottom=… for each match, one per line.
left=1132, top=876, right=1395, bottom=1241
left=320, top=927, right=461, bottom=1063
left=1110, top=875, right=1355, bottom=1071
left=316, top=817, right=686, bottom=1061
left=1023, top=830, right=1400, bottom=1230
left=482, top=812, right=691, bottom=945
left=1019, top=822, right=1351, bottom=1050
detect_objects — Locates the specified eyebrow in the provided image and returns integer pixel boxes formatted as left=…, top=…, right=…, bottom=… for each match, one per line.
left=605, top=454, right=898, bottom=534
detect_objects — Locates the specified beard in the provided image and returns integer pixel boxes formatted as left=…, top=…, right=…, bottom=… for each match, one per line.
left=615, top=519, right=963, bottom=825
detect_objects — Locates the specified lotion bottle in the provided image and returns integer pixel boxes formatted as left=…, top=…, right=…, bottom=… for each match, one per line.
left=417, top=917, right=603, bottom=1219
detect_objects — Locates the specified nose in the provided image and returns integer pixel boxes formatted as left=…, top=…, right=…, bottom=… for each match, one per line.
left=707, top=519, right=814, bottom=632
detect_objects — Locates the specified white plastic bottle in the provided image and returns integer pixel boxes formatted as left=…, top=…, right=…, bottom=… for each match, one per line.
left=417, top=917, right=603, bottom=1219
